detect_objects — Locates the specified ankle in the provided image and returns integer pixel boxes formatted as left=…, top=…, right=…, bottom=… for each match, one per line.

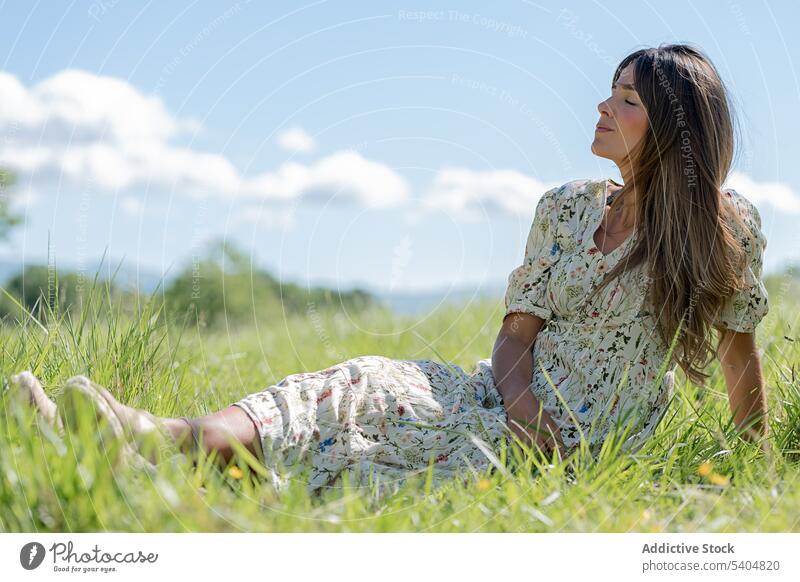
left=171, top=417, right=198, bottom=454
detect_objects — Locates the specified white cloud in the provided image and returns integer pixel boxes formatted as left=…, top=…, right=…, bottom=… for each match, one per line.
left=423, top=167, right=560, bottom=217
left=277, top=126, right=316, bottom=154
left=4, top=69, right=795, bottom=222
left=237, top=150, right=410, bottom=207
left=0, top=69, right=191, bottom=144
left=0, top=69, right=409, bottom=208
left=724, top=170, right=800, bottom=214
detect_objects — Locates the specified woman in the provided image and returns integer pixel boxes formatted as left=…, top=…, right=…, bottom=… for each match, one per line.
left=8, top=43, right=770, bottom=496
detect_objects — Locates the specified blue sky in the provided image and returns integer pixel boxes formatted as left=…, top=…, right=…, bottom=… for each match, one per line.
left=1, top=0, right=798, bottom=294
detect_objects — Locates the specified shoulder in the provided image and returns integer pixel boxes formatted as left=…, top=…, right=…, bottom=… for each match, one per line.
left=555, top=177, right=602, bottom=195
left=722, top=188, right=767, bottom=261
left=541, top=178, right=602, bottom=210
left=722, top=188, right=762, bottom=230
left=531, top=179, right=603, bottom=232
left=722, top=188, right=765, bottom=242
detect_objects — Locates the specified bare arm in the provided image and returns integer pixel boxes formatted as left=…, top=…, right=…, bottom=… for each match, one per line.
left=492, top=311, right=565, bottom=456
left=716, top=329, right=768, bottom=447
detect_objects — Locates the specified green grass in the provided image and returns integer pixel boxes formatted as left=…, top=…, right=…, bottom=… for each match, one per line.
left=0, top=275, right=798, bottom=533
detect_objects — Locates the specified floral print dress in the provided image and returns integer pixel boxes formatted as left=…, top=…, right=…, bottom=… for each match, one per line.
left=232, top=355, right=509, bottom=497
left=232, top=178, right=770, bottom=497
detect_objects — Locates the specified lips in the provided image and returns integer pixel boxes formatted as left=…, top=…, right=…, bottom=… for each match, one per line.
left=595, top=124, right=614, bottom=132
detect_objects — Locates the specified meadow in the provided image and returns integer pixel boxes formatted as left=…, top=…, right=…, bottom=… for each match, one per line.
left=0, top=270, right=798, bottom=533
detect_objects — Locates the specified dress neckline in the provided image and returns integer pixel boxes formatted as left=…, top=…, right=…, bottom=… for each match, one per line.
left=584, top=178, right=637, bottom=259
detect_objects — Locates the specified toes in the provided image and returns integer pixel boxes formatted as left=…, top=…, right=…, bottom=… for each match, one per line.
left=9, top=370, right=38, bottom=397
left=64, top=374, right=92, bottom=388
left=10, top=370, right=36, bottom=386
left=17, top=371, right=47, bottom=400
left=71, top=377, right=123, bottom=414
left=8, top=370, right=60, bottom=427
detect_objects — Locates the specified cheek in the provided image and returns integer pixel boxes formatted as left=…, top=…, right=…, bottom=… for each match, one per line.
left=618, top=109, right=648, bottom=142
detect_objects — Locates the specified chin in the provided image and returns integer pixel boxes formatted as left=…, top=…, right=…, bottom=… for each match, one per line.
left=590, top=141, right=612, bottom=160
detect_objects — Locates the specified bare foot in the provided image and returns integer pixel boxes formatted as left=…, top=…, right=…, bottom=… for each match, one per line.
left=93, top=386, right=195, bottom=460
left=60, top=375, right=163, bottom=470
left=8, top=371, right=64, bottom=433
left=90, top=381, right=163, bottom=438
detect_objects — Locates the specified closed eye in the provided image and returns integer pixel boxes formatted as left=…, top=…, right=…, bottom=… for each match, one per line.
left=625, top=99, right=637, bottom=106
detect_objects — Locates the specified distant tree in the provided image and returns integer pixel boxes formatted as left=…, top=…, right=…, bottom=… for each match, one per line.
left=0, top=264, right=119, bottom=323
left=0, top=168, right=21, bottom=241
left=161, top=238, right=376, bottom=327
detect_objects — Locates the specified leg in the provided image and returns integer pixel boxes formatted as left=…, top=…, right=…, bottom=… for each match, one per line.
left=102, top=402, right=264, bottom=467
left=179, top=406, right=264, bottom=466
left=61, top=376, right=264, bottom=469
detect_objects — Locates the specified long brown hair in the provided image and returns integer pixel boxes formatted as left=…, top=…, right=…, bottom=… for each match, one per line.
left=588, top=43, right=755, bottom=386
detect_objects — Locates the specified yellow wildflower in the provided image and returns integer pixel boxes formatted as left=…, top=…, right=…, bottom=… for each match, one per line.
left=708, top=473, right=729, bottom=487
left=698, top=462, right=712, bottom=477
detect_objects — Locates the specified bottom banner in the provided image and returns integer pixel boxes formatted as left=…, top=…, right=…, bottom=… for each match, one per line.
left=0, top=533, right=797, bottom=581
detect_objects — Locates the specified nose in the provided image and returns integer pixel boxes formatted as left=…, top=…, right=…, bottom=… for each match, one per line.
left=597, top=97, right=613, bottom=117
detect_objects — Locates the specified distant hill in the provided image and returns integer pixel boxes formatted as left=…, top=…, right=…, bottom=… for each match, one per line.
left=0, top=256, right=509, bottom=318
left=0, top=258, right=167, bottom=295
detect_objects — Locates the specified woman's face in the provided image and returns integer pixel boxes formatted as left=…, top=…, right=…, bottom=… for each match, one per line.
left=591, top=62, right=649, bottom=165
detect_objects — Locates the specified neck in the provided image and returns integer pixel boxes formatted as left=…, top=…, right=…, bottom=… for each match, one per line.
left=617, top=160, right=635, bottom=190
left=609, top=162, right=639, bottom=230
left=613, top=161, right=641, bottom=202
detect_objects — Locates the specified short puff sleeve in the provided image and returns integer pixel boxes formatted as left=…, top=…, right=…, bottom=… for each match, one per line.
left=714, top=189, right=769, bottom=333
left=503, top=185, right=563, bottom=322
